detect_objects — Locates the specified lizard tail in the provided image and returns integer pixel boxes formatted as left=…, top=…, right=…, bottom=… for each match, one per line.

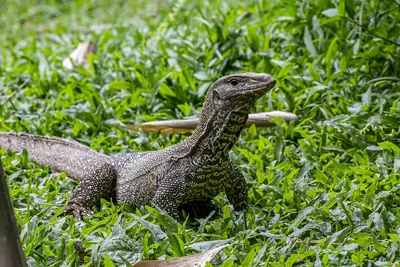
left=0, top=132, right=109, bottom=181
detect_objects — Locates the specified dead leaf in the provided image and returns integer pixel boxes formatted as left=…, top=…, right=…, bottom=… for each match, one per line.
left=132, top=244, right=229, bottom=267
left=90, top=24, right=112, bottom=32
left=124, top=111, right=298, bottom=134
left=62, top=42, right=97, bottom=70
left=125, top=124, right=195, bottom=134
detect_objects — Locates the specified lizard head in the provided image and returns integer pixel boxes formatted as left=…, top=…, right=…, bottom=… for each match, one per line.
left=206, top=72, right=276, bottom=113
left=190, top=73, right=276, bottom=156
left=189, top=73, right=276, bottom=155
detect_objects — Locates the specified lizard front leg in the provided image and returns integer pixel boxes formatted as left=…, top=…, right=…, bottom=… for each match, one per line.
left=150, top=174, right=187, bottom=221
left=65, top=163, right=117, bottom=219
left=224, top=164, right=248, bottom=211
left=151, top=195, right=180, bottom=221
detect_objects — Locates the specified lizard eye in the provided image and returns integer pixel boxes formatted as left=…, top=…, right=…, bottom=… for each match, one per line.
left=213, top=90, right=221, bottom=101
left=230, top=79, right=239, bottom=86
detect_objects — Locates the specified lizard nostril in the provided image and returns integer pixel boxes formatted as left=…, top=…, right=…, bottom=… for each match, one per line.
left=260, top=74, right=274, bottom=82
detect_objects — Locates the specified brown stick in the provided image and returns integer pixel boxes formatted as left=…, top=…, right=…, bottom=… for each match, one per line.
left=0, top=92, right=16, bottom=106
left=1, top=77, right=30, bottom=108
left=124, top=111, right=298, bottom=134
left=0, top=160, right=27, bottom=266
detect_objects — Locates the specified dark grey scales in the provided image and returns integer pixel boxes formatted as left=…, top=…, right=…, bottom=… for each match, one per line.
left=0, top=73, right=276, bottom=220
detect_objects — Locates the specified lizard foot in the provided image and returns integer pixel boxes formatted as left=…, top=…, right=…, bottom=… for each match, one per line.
left=179, top=200, right=219, bottom=219
left=233, top=201, right=247, bottom=211
left=65, top=202, right=92, bottom=220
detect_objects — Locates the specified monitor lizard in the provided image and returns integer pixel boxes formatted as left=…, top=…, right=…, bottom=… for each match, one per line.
left=0, top=73, right=276, bottom=220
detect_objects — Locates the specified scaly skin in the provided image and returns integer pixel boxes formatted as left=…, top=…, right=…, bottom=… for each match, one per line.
left=0, top=73, right=276, bottom=220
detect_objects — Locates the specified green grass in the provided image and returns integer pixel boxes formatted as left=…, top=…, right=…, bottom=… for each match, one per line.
left=1, top=0, right=399, bottom=266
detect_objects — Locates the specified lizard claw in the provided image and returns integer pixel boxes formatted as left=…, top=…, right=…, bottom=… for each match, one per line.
left=65, top=202, right=92, bottom=220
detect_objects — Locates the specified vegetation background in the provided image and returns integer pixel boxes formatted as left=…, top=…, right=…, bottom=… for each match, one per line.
left=0, top=0, right=399, bottom=266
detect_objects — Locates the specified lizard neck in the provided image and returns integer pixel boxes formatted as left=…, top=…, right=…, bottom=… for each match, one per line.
left=187, top=108, right=248, bottom=164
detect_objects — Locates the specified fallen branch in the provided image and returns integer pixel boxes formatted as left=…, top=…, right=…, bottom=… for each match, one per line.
left=124, top=111, right=298, bottom=134
left=132, top=244, right=229, bottom=267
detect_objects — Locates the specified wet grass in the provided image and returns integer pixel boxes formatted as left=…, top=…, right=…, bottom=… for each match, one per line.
left=1, top=0, right=399, bottom=265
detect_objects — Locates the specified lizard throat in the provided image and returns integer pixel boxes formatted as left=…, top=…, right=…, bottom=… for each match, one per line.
left=189, top=111, right=248, bottom=164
